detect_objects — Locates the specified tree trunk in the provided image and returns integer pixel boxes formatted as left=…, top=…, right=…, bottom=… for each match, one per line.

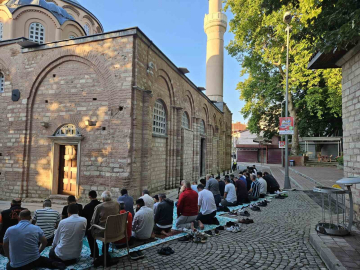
left=287, top=92, right=300, bottom=155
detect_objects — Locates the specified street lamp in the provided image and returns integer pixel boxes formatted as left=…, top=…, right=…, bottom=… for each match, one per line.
left=283, top=11, right=292, bottom=190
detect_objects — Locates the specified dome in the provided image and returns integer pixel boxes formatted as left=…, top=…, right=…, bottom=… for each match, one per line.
left=6, top=0, right=75, bottom=24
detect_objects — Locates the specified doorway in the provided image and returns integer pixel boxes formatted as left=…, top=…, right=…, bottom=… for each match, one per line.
left=58, top=145, right=77, bottom=195
left=200, top=138, right=205, bottom=176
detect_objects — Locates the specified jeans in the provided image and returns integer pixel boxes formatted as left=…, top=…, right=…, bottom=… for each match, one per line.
left=220, top=199, right=237, bottom=207
left=214, top=194, right=221, bottom=207
left=197, top=211, right=216, bottom=224
left=49, top=247, right=77, bottom=266
left=6, top=256, right=62, bottom=270
left=176, top=215, right=197, bottom=229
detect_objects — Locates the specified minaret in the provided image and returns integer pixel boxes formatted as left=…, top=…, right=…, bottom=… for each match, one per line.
left=204, top=0, right=227, bottom=103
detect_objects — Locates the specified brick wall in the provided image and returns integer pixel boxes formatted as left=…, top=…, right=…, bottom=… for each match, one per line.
left=342, top=49, right=360, bottom=222
left=182, top=129, right=194, bottom=181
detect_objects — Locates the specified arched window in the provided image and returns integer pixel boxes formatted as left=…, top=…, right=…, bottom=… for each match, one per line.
left=0, top=72, right=4, bottom=93
left=29, top=23, right=45, bottom=44
left=182, top=111, right=190, bottom=129
left=69, top=35, right=76, bottom=39
left=83, top=24, right=90, bottom=35
left=54, top=124, right=81, bottom=137
left=200, top=120, right=206, bottom=135
left=153, top=100, right=166, bottom=135
left=0, top=22, right=3, bottom=41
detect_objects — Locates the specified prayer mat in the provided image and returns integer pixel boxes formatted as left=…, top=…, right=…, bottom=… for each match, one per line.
left=155, top=230, right=183, bottom=239
left=113, top=237, right=157, bottom=249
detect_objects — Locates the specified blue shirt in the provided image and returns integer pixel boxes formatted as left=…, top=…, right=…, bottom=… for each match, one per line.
left=3, top=220, right=44, bottom=268
left=191, top=185, right=198, bottom=193
left=117, top=194, right=135, bottom=217
left=240, top=176, right=247, bottom=186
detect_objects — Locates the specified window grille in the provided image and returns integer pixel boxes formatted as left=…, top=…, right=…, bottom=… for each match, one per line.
left=152, top=100, right=166, bottom=135
left=29, top=22, right=45, bottom=44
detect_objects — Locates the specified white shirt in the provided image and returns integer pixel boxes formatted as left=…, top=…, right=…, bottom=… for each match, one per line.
left=53, top=214, right=87, bottom=261
left=224, top=183, right=237, bottom=203
left=258, top=177, right=268, bottom=194
left=132, top=206, right=154, bottom=239
left=198, top=189, right=217, bottom=215
left=140, top=194, right=154, bottom=209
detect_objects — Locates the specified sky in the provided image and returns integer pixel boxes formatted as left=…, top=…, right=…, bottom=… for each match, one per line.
left=81, top=0, right=247, bottom=123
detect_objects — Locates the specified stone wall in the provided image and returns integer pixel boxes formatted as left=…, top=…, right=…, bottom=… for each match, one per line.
left=182, top=129, right=194, bottom=182
left=342, top=49, right=360, bottom=221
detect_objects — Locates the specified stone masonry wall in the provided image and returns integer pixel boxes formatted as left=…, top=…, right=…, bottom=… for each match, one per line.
left=182, top=129, right=194, bottom=182
left=342, top=49, right=360, bottom=222
left=0, top=33, right=134, bottom=200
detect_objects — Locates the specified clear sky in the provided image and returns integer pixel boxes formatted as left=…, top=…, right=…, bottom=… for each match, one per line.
left=81, top=0, right=246, bottom=123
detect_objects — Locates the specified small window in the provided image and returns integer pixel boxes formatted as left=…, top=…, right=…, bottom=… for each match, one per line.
left=0, top=22, right=3, bottom=41
left=182, top=111, right=190, bottom=129
left=200, top=120, right=206, bottom=135
left=152, top=100, right=166, bottom=135
left=29, top=22, right=45, bottom=44
left=69, top=35, right=76, bottom=39
left=0, top=72, right=4, bottom=93
left=84, top=24, right=90, bottom=35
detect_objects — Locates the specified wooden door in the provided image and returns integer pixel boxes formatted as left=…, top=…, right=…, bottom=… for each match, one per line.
left=58, top=145, right=77, bottom=195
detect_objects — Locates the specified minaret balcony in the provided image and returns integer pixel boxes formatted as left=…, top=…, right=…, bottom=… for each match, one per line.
left=204, top=12, right=227, bottom=31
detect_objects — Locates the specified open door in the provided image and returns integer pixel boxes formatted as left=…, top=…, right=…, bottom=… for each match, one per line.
left=58, top=145, right=77, bottom=195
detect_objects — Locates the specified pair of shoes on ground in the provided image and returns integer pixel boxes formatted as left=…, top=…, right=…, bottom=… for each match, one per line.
left=228, top=210, right=238, bottom=216
left=250, top=205, right=261, bottom=211
left=226, top=224, right=241, bottom=233
left=193, top=232, right=207, bottom=243
left=216, top=226, right=225, bottom=230
left=257, top=201, right=267, bottom=207
left=157, top=247, right=174, bottom=256
left=238, top=218, right=254, bottom=224
left=239, top=210, right=250, bottom=217
left=129, top=250, right=145, bottom=260
left=226, top=221, right=236, bottom=227
left=275, top=194, right=287, bottom=199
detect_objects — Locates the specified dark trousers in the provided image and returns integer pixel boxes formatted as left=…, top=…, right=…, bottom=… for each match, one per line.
left=87, top=233, right=99, bottom=258
left=49, top=247, right=77, bottom=266
left=248, top=195, right=259, bottom=201
left=221, top=199, right=237, bottom=207
left=269, top=186, right=280, bottom=194
left=6, top=256, right=58, bottom=270
left=214, top=194, right=221, bottom=207
left=87, top=234, right=110, bottom=259
left=46, top=236, right=54, bottom=247
left=197, top=211, right=216, bottom=224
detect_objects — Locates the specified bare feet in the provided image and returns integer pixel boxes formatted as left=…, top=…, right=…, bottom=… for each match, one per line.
left=161, top=230, right=171, bottom=237
left=198, top=220, right=204, bottom=230
left=191, top=221, right=197, bottom=232
left=151, top=232, right=156, bottom=238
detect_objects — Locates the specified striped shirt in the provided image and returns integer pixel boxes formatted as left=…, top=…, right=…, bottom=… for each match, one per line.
left=251, top=180, right=261, bottom=198
left=33, top=207, right=60, bottom=239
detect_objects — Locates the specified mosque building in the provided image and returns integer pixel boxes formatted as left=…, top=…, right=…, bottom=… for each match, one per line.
left=0, top=0, right=232, bottom=199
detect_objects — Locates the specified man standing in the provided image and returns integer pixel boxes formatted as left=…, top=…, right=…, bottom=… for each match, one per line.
left=257, top=172, right=268, bottom=197
left=81, top=190, right=101, bottom=258
left=216, top=176, right=225, bottom=198
left=205, top=174, right=221, bottom=207
left=221, top=179, right=237, bottom=207
left=154, top=194, right=174, bottom=236
left=32, top=200, right=60, bottom=246
left=0, top=198, right=26, bottom=245
left=50, top=204, right=86, bottom=265
left=61, top=195, right=83, bottom=219
left=249, top=175, right=261, bottom=201
left=91, top=191, right=120, bottom=258
left=117, top=189, right=135, bottom=217
left=132, top=199, right=154, bottom=240
left=176, top=182, right=199, bottom=230
left=140, top=190, right=154, bottom=209
left=263, top=172, right=281, bottom=194
left=197, top=184, right=217, bottom=225
left=4, top=210, right=65, bottom=270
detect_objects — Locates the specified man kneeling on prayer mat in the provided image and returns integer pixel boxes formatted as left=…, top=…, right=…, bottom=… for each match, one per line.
left=195, top=184, right=218, bottom=228
left=49, top=204, right=87, bottom=266
left=132, top=199, right=154, bottom=240
left=154, top=194, right=174, bottom=236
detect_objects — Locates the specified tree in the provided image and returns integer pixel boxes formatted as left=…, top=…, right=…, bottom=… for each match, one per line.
left=225, top=0, right=343, bottom=155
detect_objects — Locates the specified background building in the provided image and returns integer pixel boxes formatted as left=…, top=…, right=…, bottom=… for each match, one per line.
left=0, top=0, right=232, bottom=200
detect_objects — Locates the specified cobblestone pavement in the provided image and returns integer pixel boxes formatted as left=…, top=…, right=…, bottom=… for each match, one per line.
left=104, top=191, right=326, bottom=270
left=238, top=163, right=344, bottom=190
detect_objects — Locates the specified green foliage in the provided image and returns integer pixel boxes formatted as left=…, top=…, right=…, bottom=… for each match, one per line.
left=336, top=156, right=344, bottom=166
left=224, top=0, right=343, bottom=148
